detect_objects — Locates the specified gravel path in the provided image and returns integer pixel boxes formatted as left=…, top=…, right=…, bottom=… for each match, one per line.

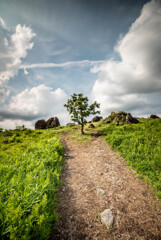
left=51, top=133, right=161, bottom=240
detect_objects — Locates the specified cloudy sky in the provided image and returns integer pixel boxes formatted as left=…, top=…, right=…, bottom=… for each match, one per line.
left=0, top=0, right=161, bottom=129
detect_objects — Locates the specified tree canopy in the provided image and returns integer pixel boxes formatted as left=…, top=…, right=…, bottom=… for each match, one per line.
left=64, top=93, right=100, bottom=134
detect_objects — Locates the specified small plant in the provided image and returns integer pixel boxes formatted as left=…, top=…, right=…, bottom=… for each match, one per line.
left=106, top=223, right=111, bottom=234
left=16, top=125, right=25, bottom=130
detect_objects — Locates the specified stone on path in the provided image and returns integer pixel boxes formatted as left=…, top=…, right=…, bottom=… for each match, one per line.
left=97, top=188, right=106, bottom=196
left=100, top=209, right=114, bottom=228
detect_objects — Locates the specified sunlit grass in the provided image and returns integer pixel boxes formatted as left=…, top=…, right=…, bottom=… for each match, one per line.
left=101, top=118, right=161, bottom=200
left=0, top=129, right=64, bottom=240
left=70, top=127, right=92, bottom=143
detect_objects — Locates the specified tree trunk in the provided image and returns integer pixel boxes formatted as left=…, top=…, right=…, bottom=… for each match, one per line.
left=81, top=124, right=84, bottom=134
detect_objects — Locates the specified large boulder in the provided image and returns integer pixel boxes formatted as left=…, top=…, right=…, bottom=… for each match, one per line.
left=92, top=116, right=102, bottom=122
left=35, top=120, right=47, bottom=130
left=107, top=111, right=126, bottom=123
left=104, top=117, right=110, bottom=124
left=150, top=114, right=159, bottom=119
left=46, top=117, right=60, bottom=128
left=126, top=113, right=139, bottom=124
left=88, top=123, right=95, bottom=128
left=106, top=111, right=139, bottom=125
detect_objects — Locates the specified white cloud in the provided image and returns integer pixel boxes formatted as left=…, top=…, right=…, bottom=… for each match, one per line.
left=20, top=60, right=104, bottom=70
left=0, top=16, right=7, bottom=29
left=8, top=84, right=67, bottom=116
left=24, top=68, right=29, bottom=75
left=0, top=24, right=36, bottom=82
left=0, top=88, right=10, bottom=104
left=92, top=0, right=161, bottom=117
left=0, top=84, right=68, bottom=129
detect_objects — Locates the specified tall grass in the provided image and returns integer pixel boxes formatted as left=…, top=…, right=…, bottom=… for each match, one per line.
left=0, top=129, right=64, bottom=240
left=103, top=118, right=161, bottom=199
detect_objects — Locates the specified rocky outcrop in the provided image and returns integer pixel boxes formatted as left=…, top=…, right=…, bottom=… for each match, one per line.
left=88, top=123, right=95, bottom=128
left=35, top=117, right=60, bottom=130
left=104, top=117, right=110, bottom=124
left=150, top=114, right=159, bottom=119
left=126, top=113, right=139, bottom=124
left=35, top=120, right=47, bottom=130
left=92, top=116, right=102, bottom=122
left=105, top=111, right=139, bottom=125
left=46, top=117, right=60, bottom=128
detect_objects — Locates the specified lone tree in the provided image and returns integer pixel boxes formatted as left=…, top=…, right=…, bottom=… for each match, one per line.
left=64, top=93, right=100, bottom=134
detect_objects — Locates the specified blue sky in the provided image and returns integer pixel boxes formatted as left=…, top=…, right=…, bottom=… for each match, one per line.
left=0, top=0, right=161, bottom=129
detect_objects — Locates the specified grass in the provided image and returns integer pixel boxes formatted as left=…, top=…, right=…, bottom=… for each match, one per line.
left=100, top=118, right=161, bottom=200
left=70, top=126, right=92, bottom=143
left=0, top=117, right=161, bottom=239
left=0, top=128, right=64, bottom=240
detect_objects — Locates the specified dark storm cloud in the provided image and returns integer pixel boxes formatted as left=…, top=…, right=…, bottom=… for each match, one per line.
left=0, top=111, right=41, bottom=121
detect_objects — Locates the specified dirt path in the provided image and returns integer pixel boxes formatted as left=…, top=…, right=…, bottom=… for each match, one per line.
left=51, top=133, right=161, bottom=240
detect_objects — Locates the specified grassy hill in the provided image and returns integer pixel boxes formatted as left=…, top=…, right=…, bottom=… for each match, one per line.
left=0, top=117, right=161, bottom=239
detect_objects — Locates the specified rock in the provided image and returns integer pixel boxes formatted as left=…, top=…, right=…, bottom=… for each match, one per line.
left=150, top=114, right=159, bottom=119
left=104, top=117, right=110, bottom=124
left=88, top=123, right=95, bottom=128
left=116, top=121, right=119, bottom=126
left=92, top=116, right=102, bottom=122
left=35, top=120, right=47, bottom=130
left=116, top=114, right=125, bottom=121
left=66, top=123, right=76, bottom=127
left=100, top=209, right=114, bottom=228
left=46, top=117, right=60, bottom=128
left=126, top=113, right=139, bottom=124
left=107, top=111, right=125, bottom=123
left=5, top=132, right=13, bottom=136
left=97, top=188, right=106, bottom=196
left=106, top=111, right=139, bottom=124
left=2, top=140, right=8, bottom=144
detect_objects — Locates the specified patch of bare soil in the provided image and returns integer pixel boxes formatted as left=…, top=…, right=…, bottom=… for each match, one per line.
left=51, top=133, right=161, bottom=240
